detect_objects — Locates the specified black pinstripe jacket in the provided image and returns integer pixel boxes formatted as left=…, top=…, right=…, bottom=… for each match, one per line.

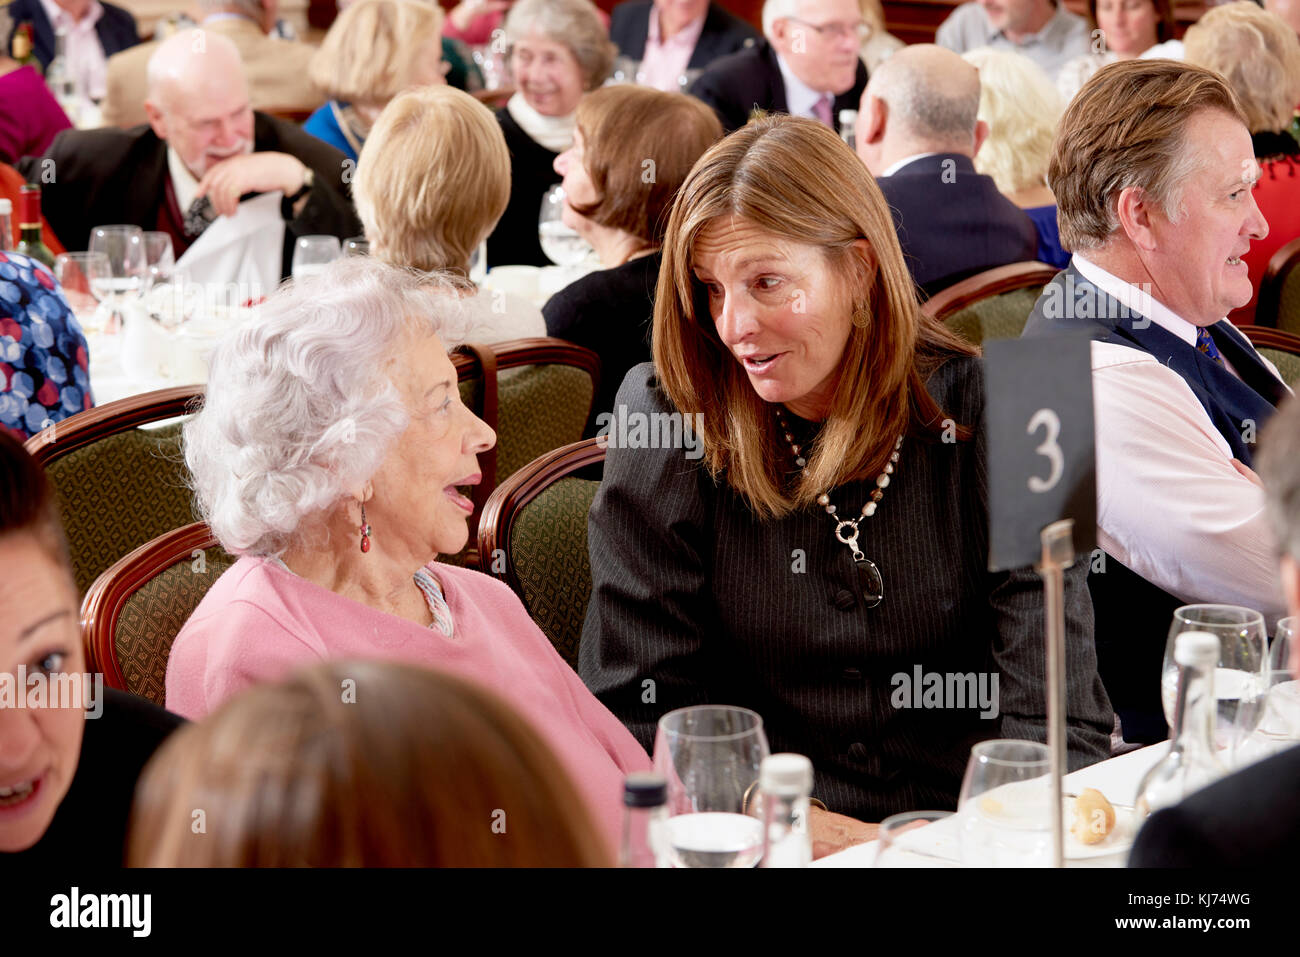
left=579, top=358, right=1113, bottom=819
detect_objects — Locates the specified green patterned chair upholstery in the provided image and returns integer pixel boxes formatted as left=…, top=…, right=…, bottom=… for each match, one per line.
left=81, top=522, right=233, bottom=707
left=1258, top=348, right=1300, bottom=388
left=477, top=439, right=605, bottom=669
left=1242, top=327, right=1300, bottom=393
left=922, top=262, right=1061, bottom=346
left=1257, top=237, right=1300, bottom=335
left=25, top=387, right=204, bottom=596
left=441, top=339, right=599, bottom=569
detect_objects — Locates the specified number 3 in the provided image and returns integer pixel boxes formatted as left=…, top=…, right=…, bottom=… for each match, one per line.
left=1027, top=408, right=1063, bottom=493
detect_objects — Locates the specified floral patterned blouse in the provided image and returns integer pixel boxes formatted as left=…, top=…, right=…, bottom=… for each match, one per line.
left=0, top=251, right=92, bottom=440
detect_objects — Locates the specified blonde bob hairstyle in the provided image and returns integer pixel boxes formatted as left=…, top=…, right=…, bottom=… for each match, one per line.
left=653, top=114, right=977, bottom=519
left=127, top=660, right=612, bottom=867
left=1184, top=1, right=1300, bottom=135
left=308, top=0, right=443, bottom=105
left=962, top=48, right=1063, bottom=195
left=353, top=85, right=511, bottom=274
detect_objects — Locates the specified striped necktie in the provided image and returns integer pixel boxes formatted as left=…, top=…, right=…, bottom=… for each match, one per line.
left=1195, top=326, right=1224, bottom=367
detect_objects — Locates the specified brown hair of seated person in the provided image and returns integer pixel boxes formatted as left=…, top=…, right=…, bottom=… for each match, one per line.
left=566, top=85, right=722, bottom=246
left=126, top=660, right=612, bottom=867
left=1086, top=0, right=1177, bottom=45
left=652, top=113, right=978, bottom=519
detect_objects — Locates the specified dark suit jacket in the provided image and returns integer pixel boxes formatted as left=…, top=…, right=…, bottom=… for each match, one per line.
left=1130, top=743, right=1300, bottom=866
left=579, top=358, right=1113, bottom=820
left=610, top=0, right=759, bottom=69
left=486, top=107, right=557, bottom=268
left=18, top=113, right=361, bottom=278
left=688, top=39, right=867, bottom=135
left=5, top=0, right=140, bottom=68
left=878, top=153, right=1039, bottom=297
left=1022, top=263, right=1288, bottom=743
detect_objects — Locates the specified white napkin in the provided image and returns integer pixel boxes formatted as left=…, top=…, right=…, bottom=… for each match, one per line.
left=175, top=191, right=285, bottom=299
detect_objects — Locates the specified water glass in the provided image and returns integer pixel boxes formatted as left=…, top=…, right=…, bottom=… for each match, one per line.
left=291, top=235, right=341, bottom=279
left=142, top=231, right=175, bottom=289
left=1160, top=605, right=1267, bottom=762
left=538, top=184, right=593, bottom=268
left=652, top=705, right=769, bottom=868
left=957, top=739, right=1053, bottom=867
left=874, top=811, right=959, bottom=868
left=343, top=236, right=369, bottom=257
left=88, top=224, right=147, bottom=328
left=54, top=251, right=112, bottom=334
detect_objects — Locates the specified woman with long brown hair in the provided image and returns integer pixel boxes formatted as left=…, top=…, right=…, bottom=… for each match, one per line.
left=579, top=114, right=1112, bottom=853
left=131, top=660, right=611, bottom=866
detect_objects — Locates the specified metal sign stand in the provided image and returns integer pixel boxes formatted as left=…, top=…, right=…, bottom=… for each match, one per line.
left=1035, top=518, right=1075, bottom=869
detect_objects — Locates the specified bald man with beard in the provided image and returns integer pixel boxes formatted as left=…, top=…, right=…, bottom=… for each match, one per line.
left=19, top=29, right=359, bottom=277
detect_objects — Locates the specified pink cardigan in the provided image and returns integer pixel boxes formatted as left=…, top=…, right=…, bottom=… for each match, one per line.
left=166, top=556, right=650, bottom=850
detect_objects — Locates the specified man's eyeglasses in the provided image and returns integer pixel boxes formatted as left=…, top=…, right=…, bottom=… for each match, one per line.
left=785, top=17, right=871, bottom=42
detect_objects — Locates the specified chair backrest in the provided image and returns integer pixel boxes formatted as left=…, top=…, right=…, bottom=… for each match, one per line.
left=1256, top=237, right=1300, bottom=336
left=922, top=262, right=1061, bottom=345
left=477, top=438, right=605, bottom=669
left=81, top=521, right=234, bottom=707
left=443, top=338, right=599, bottom=568
left=25, top=386, right=205, bottom=596
left=1241, top=326, right=1300, bottom=389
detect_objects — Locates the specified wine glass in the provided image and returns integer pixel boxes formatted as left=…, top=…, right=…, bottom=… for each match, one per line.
left=957, top=739, right=1053, bottom=867
left=538, top=184, right=593, bottom=268
left=1258, top=617, right=1300, bottom=744
left=343, top=236, right=369, bottom=257
left=1160, top=605, right=1267, bottom=762
left=874, top=811, right=959, bottom=868
left=291, top=235, right=341, bottom=279
left=142, top=231, right=175, bottom=289
left=54, top=251, right=112, bottom=335
left=88, top=225, right=147, bottom=331
left=652, top=705, right=769, bottom=868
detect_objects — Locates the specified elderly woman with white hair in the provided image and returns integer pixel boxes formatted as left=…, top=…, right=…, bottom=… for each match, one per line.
left=166, top=257, right=650, bottom=852
left=354, top=85, right=544, bottom=341
left=485, top=0, right=617, bottom=267
left=961, top=48, right=1069, bottom=268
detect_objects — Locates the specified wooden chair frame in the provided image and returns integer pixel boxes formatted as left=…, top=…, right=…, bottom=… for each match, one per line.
left=1255, top=237, right=1300, bottom=330
left=23, top=385, right=205, bottom=466
left=1241, top=325, right=1300, bottom=357
left=921, top=262, right=1061, bottom=323
left=476, top=437, right=606, bottom=598
left=80, top=520, right=219, bottom=694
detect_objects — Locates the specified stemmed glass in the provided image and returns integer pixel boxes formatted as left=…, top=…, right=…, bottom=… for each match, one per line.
left=957, top=739, right=1053, bottom=867
left=54, top=252, right=112, bottom=335
left=88, top=225, right=147, bottom=332
left=1160, top=605, right=1268, bottom=763
left=291, top=235, right=341, bottom=279
left=652, top=705, right=769, bottom=868
left=142, top=231, right=175, bottom=289
left=874, top=810, right=959, bottom=867
left=1258, top=617, right=1300, bottom=744
left=538, top=184, right=593, bottom=268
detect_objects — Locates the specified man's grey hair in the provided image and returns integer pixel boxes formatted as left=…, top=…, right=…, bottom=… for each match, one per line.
left=762, top=0, right=803, bottom=38
left=868, top=53, right=980, bottom=145
left=197, top=0, right=265, bottom=19
left=502, top=0, right=615, bottom=90
left=1259, top=395, right=1300, bottom=563
left=184, top=257, right=472, bottom=557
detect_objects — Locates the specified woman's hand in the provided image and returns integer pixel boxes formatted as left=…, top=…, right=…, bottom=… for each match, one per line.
left=809, top=806, right=878, bottom=860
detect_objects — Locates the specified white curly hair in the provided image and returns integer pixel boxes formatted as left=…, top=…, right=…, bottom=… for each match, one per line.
left=185, top=257, right=472, bottom=557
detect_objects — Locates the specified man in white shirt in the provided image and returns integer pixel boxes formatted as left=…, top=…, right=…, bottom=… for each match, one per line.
left=936, top=0, right=1091, bottom=81
left=1021, top=59, right=1292, bottom=742
left=5, top=0, right=139, bottom=101
left=688, top=0, right=868, bottom=134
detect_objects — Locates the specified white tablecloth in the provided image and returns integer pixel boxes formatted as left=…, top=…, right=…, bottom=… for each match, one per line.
left=813, top=743, right=1170, bottom=868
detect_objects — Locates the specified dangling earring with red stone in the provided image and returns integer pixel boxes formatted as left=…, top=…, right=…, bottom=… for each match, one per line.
left=359, top=501, right=371, bottom=553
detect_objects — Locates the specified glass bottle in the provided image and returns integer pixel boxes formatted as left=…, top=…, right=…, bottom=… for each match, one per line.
left=0, top=198, right=13, bottom=250
left=11, top=22, right=41, bottom=72
left=45, top=26, right=79, bottom=121
left=838, top=110, right=858, bottom=151
left=1136, top=630, right=1229, bottom=816
left=759, top=753, right=813, bottom=868
left=619, top=772, right=668, bottom=868
left=16, top=185, right=56, bottom=270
